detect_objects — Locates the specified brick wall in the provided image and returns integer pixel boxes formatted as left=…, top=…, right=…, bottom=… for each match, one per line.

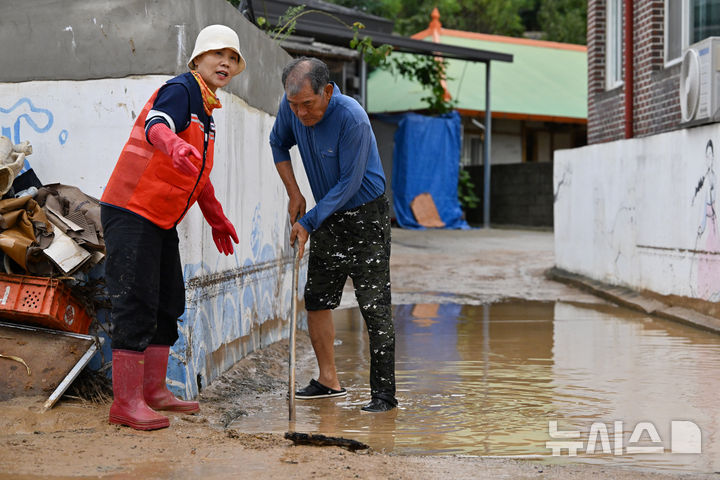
left=587, top=0, right=682, bottom=143
left=588, top=0, right=627, bottom=142
left=465, top=163, right=553, bottom=227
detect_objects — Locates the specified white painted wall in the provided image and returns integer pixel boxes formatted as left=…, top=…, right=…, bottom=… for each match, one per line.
left=0, top=77, right=312, bottom=396
left=554, top=123, right=720, bottom=301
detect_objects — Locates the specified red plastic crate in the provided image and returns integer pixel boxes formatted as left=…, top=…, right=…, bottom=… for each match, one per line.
left=0, top=273, right=92, bottom=334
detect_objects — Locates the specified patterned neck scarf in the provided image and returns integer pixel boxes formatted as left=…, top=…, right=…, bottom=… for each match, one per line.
left=190, top=70, right=222, bottom=116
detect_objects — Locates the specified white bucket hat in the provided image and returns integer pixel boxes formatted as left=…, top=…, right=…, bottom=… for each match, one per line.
left=188, top=25, right=246, bottom=76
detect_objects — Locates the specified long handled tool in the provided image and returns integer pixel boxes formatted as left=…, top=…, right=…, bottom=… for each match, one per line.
left=282, top=242, right=370, bottom=450
left=288, top=242, right=299, bottom=421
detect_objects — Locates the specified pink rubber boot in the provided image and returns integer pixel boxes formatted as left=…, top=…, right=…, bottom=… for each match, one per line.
left=143, top=345, right=200, bottom=413
left=109, top=349, right=170, bottom=430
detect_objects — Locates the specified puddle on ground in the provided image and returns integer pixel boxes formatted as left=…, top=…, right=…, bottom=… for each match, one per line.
left=230, top=301, right=720, bottom=473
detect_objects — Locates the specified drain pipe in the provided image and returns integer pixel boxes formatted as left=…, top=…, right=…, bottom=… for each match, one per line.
left=624, top=0, right=634, bottom=138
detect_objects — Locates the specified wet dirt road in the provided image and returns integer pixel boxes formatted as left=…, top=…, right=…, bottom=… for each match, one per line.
left=2, top=228, right=719, bottom=479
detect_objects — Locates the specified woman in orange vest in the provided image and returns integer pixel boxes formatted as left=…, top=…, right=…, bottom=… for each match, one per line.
left=100, top=25, right=244, bottom=430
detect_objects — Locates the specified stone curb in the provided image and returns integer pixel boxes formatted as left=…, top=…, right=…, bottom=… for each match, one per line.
left=547, top=267, right=720, bottom=335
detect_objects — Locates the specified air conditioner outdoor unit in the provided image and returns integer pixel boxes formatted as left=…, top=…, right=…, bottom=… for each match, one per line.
left=680, top=37, right=720, bottom=124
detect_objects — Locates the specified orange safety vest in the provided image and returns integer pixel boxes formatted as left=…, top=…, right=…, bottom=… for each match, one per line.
left=101, top=74, right=215, bottom=229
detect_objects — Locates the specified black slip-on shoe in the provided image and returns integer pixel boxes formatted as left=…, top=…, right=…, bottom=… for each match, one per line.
left=360, top=397, right=397, bottom=413
left=295, top=379, right=347, bottom=399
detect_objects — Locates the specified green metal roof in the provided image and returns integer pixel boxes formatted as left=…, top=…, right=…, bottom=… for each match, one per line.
left=367, top=31, right=587, bottom=120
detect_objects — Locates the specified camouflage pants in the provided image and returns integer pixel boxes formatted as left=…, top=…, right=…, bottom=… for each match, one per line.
left=305, top=195, right=396, bottom=405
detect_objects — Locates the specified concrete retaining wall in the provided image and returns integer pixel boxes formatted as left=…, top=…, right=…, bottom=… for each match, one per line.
left=0, top=0, right=310, bottom=397
left=554, top=123, right=720, bottom=302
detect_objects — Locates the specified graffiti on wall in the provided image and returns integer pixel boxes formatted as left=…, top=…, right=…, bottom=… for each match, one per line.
left=690, top=139, right=720, bottom=301
left=1, top=97, right=69, bottom=172
left=167, top=204, right=301, bottom=398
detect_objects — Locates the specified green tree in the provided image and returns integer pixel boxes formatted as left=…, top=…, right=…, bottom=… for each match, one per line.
left=322, top=0, right=586, bottom=44
left=228, top=0, right=587, bottom=45
left=451, top=0, right=532, bottom=36
left=324, top=0, right=533, bottom=37
left=393, top=0, right=459, bottom=35
left=321, top=0, right=402, bottom=19
left=537, top=0, right=587, bottom=44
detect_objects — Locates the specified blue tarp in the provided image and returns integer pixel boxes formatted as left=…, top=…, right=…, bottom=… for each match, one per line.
left=391, top=111, right=469, bottom=229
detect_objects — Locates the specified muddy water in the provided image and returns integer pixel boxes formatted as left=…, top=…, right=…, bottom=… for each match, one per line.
left=230, top=301, right=720, bottom=473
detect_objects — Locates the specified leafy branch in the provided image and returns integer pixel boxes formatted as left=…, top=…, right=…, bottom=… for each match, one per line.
left=256, top=4, right=309, bottom=41
left=350, top=22, right=455, bottom=114
left=392, top=54, right=455, bottom=114
left=458, top=168, right=480, bottom=210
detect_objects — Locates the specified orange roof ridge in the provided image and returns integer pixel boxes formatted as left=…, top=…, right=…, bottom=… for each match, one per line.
left=429, top=7, right=442, bottom=34
left=411, top=28, right=587, bottom=52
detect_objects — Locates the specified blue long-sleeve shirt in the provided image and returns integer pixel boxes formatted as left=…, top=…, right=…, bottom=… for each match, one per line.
left=269, top=83, right=385, bottom=233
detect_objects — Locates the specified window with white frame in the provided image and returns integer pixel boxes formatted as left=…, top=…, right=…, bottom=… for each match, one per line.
left=666, top=0, right=720, bottom=65
left=606, top=0, right=624, bottom=89
left=461, top=134, right=483, bottom=166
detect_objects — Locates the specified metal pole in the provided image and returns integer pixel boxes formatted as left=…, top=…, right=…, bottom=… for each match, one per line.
left=360, top=57, right=367, bottom=109
left=483, top=61, right=492, bottom=229
left=342, top=62, right=347, bottom=94
left=288, top=243, right=299, bottom=421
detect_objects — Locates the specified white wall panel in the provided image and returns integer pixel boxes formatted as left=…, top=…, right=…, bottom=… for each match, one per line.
left=554, top=124, right=720, bottom=301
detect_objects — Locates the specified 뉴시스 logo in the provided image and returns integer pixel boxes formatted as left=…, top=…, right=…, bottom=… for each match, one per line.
left=546, top=420, right=702, bottom=456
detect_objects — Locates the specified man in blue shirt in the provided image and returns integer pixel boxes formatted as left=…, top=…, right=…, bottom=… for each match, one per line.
left=270, top=57, right=396, bottom=412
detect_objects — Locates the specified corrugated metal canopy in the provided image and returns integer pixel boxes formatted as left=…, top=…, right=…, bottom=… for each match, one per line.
left=286, top=22, right=513, bottom=63
left=252, top=0, right=395, bottom=35
left=280, top=35, right=360, bottom=60
left=251, top=0, right=512, bottom=63
left=368, top=30, right=587, bottom=121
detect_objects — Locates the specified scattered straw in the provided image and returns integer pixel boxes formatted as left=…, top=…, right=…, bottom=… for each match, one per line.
left=64, top=367, right=113, bottom=404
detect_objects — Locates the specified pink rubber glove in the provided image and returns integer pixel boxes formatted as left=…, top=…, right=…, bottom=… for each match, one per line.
left=147, top=122, right=200, bottom=176
left=197, top=181, right=239, bottom=255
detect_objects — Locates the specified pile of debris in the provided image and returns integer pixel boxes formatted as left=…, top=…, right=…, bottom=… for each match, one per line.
left=0, top=136, right=110, bottom=407
left=0, top=136, right=105, bottom=280
left=0, top=136, right=106, bottom=334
